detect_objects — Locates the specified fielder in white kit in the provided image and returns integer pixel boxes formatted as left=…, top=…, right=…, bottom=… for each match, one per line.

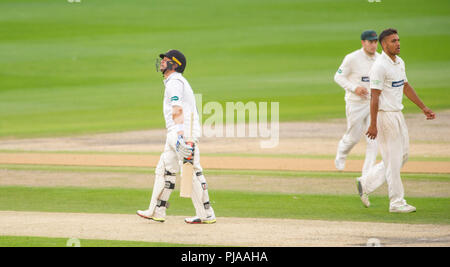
left=360, top=29, right=436, bottom=213
left=334, top=30, right=380, bottom=176
left=137, top=50, right=216, bottom=224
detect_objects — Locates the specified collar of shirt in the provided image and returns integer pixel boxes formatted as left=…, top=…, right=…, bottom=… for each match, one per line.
left=381, top=51, right=400, bottom=65
left=163, top=72, right=180, bottom=85
left=360, top=48, right=377, bottom=61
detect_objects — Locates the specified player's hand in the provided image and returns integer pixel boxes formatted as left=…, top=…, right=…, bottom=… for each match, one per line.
left=176, top=135, right=194, bottom=158
left=366, top=124, right=377, bottom=140
left=422, top=107, right=436, bottom=120
left=355, top=87, right=369, bottom=99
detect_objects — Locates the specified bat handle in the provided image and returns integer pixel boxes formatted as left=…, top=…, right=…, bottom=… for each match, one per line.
left=184, top=141, right=195, bottom=160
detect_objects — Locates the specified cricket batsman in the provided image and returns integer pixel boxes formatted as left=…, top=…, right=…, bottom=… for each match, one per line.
left=360, top=28, right=436, bottom=212
left=137, top=50, right=216, bottom=224
left=334, top=30, right=380, bottom=176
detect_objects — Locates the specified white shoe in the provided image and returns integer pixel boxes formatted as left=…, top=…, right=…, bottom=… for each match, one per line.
left=136, top=210, right=165, bottom=222
left=356, top=178, right=370, bottom=208
left=335, top=158, right=345, bottom=171
left=185, top=216, right=216, bottom=224
left=389, top=204, right=416, bottom=213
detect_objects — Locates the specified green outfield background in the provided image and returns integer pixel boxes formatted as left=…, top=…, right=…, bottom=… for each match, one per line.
left=0, top=0, right=449, bottom=138
left=1, top=1, right=449, bottom=247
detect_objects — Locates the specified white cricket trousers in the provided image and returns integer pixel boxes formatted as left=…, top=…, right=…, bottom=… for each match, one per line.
left=360, top=111, right=409, bottom=208
left=148, top=131, right=214, bottom=219
left=336, top=100, right=378, bottom=176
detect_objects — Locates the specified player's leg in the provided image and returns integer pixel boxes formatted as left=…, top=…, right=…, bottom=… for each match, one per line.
left=185, top=144, right=216, bottom=224
left=359, top=161, right=385, bottom=194
left=356, top=108, right=384, bottom=207
left=377, top=112, right=413, bottom=213
left=399, top=113, right=410, bottom=168
left=388, top=112, right=415, bottom=213
left=148, top=154, right=178, bottom=220
left=336, top=102, right=366, bottom=170
left=137, top=132, right=180, bottom=222
left=362, top=108, right=378, bottom=177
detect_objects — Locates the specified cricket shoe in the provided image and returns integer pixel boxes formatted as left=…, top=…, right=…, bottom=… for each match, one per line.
left=389, top=204, right=416, bottom=213
left=136, top=210, right=165, bottom=223
left=335, top=157, right=345, bottom=171
left=185, top=216, right=217, bottom=224
left=356, top=177, right=370, bottom=208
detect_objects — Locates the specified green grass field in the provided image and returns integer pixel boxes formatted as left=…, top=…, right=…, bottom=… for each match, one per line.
left=1, top=0, right=449, bottom=247
left=1, top=163, right=449, bottom=182
left=0, top=185, right=448, bottom=225
left=1, top=0, right=449, bottom=138
left=1, top=161, right=449, bottom=247
left=0, top=236, right=202, bottom=247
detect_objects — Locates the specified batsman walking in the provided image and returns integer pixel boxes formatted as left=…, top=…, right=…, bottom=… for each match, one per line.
left=358, top=29, right=436, bottom=212
left=334, top=30, right=380, bottom=176
left=137, top=50, right=216, bottom=224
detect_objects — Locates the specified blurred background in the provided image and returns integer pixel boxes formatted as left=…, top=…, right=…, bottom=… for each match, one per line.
left=0, top=0, right=449, bottom=138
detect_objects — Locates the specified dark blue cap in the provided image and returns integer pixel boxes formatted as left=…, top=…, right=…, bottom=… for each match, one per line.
left=361, top=30, right=378, bottom=41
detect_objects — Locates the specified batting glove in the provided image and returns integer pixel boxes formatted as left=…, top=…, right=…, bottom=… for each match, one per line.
left=176, top=135, right=194, bottom=159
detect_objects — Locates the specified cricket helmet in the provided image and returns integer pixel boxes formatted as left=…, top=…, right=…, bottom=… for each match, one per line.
left=159, top=49, right=186, bottom=73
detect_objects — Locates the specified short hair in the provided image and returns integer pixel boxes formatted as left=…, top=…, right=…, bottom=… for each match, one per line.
left=378, top=28, right=398, bottom=44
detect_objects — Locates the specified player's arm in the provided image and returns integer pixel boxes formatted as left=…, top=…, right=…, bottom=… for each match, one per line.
left=366, top=89, right=381, bottom=139
left=334, top=55, right=368, bottom=98
left=366, top=63, right=385, bottom=139
left=173, top=105, right=192, bottom=158
left=167, top=79, right=185, bottom=135
left=167, top=80, right=192, bottom=158
left=173, top=105, right=184, bottom=135
left=403, top=82, right=436, bottom=120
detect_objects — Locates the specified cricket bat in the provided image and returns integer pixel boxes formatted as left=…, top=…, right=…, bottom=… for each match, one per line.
left=180, top=112, right=194, bottom=198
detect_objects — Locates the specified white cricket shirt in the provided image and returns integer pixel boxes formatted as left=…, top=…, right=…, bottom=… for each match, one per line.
left=334, top=48, right=380, bottom=102
left=369, top=51, right=408, bottom=112
left=163, top=72, right=201, bottom=138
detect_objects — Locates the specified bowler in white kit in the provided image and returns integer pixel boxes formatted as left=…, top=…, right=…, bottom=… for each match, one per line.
left=360, top=29, right=436, bottom=212
left=137, top=50, right=216, bottom=223
left=334, top=30, right=380, bottom=176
